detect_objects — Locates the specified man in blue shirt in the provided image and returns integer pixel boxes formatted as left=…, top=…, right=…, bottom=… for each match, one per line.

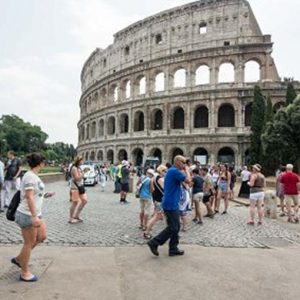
left=147, top=155, right=191, bottom=256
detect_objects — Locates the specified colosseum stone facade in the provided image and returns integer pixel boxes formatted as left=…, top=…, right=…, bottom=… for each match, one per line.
left=77, top=0, right=299, bottom=168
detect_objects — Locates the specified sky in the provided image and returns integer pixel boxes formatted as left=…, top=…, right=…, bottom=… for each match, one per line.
left=0, top=0, right=299, bottom=146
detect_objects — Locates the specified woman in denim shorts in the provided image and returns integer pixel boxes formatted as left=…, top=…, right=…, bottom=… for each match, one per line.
left=215, top=164, right=231, bottom=214
left=13, top=153, right=54, bottom=282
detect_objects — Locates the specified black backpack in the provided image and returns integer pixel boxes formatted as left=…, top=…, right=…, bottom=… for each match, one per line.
left=6, top=190, right=21, bottom=221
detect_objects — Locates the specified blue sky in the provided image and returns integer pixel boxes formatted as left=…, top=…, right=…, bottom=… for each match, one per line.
left=0, top=0, right=299, bottom=146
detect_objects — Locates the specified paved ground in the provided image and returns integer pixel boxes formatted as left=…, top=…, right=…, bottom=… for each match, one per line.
left=0, top=180, right=300, bottom=248
left=1, top=180, right=300, bottom=300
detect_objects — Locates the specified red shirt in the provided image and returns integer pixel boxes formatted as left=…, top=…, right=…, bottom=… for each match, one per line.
left=280, top=172, right=300, bottom=195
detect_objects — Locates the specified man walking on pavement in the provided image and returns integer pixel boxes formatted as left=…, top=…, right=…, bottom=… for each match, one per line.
left=0, top=158, right=4, bottom=212
left=147, top=155, right=191, bottom=257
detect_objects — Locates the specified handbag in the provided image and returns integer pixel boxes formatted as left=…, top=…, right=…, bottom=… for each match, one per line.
left=73, top=180, right=86, bottom=195
left=135, top=177, right=149, bottom=198
left=6, top=190, right=21, bottom=221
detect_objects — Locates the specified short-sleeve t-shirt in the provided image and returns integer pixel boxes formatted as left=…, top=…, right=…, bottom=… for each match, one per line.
left=139, top=175, right=152, bottom=200
left=162, top=166, right=186, bottom=211
left=280, top=172, right=300, bottom=195
left=192, top=176, right=204, bottom=194
left=17, top=170, right=45, bottom=216
left=5, top=158, right=21, bottom=180
left=121, top=166, right=130, bottom=184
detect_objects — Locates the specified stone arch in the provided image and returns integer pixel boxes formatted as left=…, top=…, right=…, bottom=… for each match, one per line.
left=118, top=149, right=128, bottom=161
left=91, top=121, right=96, bottom=138
left=218, top=62, right=235, bottom=83
left=90, top=150, right=95, bottom=161
left=193, top=147, right=208, bottom=165
left=134, top=111, right=144, bottom=131
left=172, top=107, right=185, bottom=129
left=97, top=150, right=104, bottom=161
left=107, top=149, right=114, bottom=164
left=109, top=84, right=119, bottom=102
left=155, top=72, right=165, bottom=92
left=194, top=105, right=209, bottom=128
left=174, top=68, right=186, bottom=88
left=107, top=116, right=116, bottom=135
left=151, top=109, right=163, bottom=130
left=149, top=148, right=162, bottom=163
left=121, top=79, right=131, bottom=99
left=100, top=87, right=107, bottom=98
left=132, top=148, right=144, bottom=166
left=195, top=65, right=210, bottom=85
left=119, top=113, right=129, bottom=133
left=171, top=147, right=184, bottom=163
left=245, top=60, right=261, bottom=82
left=273, top=101, right=285, bottom=112
left=218, top=147, right=235, bottom=165
left=245, top=103, right=252, bottom=126
left=218, top=104, right=235, bottom=127
left=80, top=126, right=85, bottom=141
left=85, top=152, right=89, bottom=161
left=98, top=119, right=104, bottom=137
left=138, top=76, right=146, bottom=95
left=244, top=149, right=250, bottom=165
left=86, top=123, right=90, bottom=139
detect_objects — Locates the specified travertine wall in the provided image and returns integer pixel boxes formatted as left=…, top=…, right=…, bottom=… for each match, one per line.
left=77, top=0, right=298, bottom=167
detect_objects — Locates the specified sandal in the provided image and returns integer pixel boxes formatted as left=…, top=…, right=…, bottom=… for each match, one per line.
left=68, top=219, right=79, bottom=224
left=74, top=217, right=83, bottom=222
left=247, top=221, right=255, bottom=225
left=143, top=232, right=152, bottom=239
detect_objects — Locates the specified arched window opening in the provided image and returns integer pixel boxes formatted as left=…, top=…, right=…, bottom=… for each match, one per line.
left=194, top=106, right=209, bottom=128
left=97, top=150, right=103, bottom=161
left=193, top=148, right=208, bottom=165
left=120, top=114, right=129, bottom=133
left=90, top=151, right=95, bottom=161
left=134, top=111, right=144, bottom=132
left=155, top=72, right=165, bottom=92
left=174, top=69, right=186, bottom=88
left=218, top=63, right=235, bottom=83
left=171, top=148, right=184, bottom=163
left=273, top=101, right=285, bottom=113
left=152, top=110, right=163, bottom=130
left=151, top=148, right=162, bottom=164
left=244, top=149, right=250, bottom=165
left=218, top=104, right=235, bottom=127
left=199, top=22, right=207, bottom=34
left=113, top=86, right=119, bottom=101
left=132, top=148, right=144, bottom=166
left=245, top=103, right=252, bottom=126
left=125, top=81, right=131, bottom=98
left=98, top=119, right=104, bottom=137
left=91, top=121, right=96, bottom=138
left=107, top=116, right=116, bottom=135
left=118, top=149, right=128, bottom=161
left=107, top=150, right=114, bottom=164
left=86, top=124, right=90, bottom=139
left=85, top=152, right=89, bottom=161
left=195, top=65, right=210, bottom=85
left=173, top=107, right=185, bottom=129
left=218, top=147, right=235, bottom=165
left=139, top=77, right=146, bottom=95
left=245, top=60, right=260, bottom=82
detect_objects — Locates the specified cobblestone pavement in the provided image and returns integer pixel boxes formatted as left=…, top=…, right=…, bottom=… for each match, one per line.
left=1, top=180, right=300, bottom=248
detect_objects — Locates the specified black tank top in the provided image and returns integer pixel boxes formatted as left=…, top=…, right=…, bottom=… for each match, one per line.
left=152, top=175, right=164, bottom=202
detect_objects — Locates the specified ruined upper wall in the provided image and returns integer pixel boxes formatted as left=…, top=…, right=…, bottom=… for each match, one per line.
left=81, top=0, right=267, bottom=92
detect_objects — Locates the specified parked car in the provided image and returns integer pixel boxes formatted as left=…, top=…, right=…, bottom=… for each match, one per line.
left=80, top=164, right=98, bottom=186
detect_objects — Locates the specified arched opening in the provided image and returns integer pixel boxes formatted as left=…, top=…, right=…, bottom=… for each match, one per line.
left=80, top=126, right=85, bottom=141
left=245, top=103, right=252, bottom=126
left=273, top=101, right=285, bottom=113
left=132, top=148, right=144, bottom=166
left=98, top=119, right=104, bottom=137
left=151, top=109, right=163, bottom=130
left=119, top=113, right=129, bottom=133
left=194, top=106, right=209, bottom=128
left=97, top=150, right=104, bottom=161
left=173, top=107, right=185, bottom=129
left=155, top=72, right=165, bottom=92
left=195, top=65, right=210, bottom=85
left=107, top=150, right=114, bottom=164
left=107, top=116, right=116, bottom=135
left=113, top=86, right=119, bottom=101
left=100, top=88, right=107, bottom=98
left=218, top=63, right=235, bottom=83
left=193, top=148, right=208, bottom=165
left=171, top=148, right=184, bottom=163
left=245, top=60, right=260, bottom=82
left=218, top=147, right=235, bottom=165
left=90, top=151, right=95, bottom=161
left=125, top=80, right=131, bottom=99
left=152, top=148, right=162, bottom=163
left=134, top=111, right=144, bottom=131
left=174, top=68, right=186, bottom=88
left=139, top=77, right=146, bottom=95
left=85, top=152, right=89, bottom=161
left=218, top=104, right=235, bottom=127
left=86, top=124, right=90, bottom=139
left=244, top=149, right=250, bottom=165
left=118, top=149, right=128, bottom=161
left=91, top=121, right=96, bottom=138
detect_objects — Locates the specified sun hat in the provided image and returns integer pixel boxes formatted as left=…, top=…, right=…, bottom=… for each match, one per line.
left=146, top=169, right=155, bottom=176
left=253, top=164, right=262, bottom=171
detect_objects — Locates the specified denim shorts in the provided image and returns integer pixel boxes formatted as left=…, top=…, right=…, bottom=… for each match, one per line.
left=15, top=211, right=42, bottom=228
left=218, top=181, right=229, bottom=193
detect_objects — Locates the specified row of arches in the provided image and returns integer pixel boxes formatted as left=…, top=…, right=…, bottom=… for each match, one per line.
left=80, top=103, right=253, bottom=140
left=81, top=146, right=250, bottom=166
left=82, top=60, right=262, bottom=113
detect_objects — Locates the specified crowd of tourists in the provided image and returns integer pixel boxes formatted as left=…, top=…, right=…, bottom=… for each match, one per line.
left=0, top=150, right=299, bottom=279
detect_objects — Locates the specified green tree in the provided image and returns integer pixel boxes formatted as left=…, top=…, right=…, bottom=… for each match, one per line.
left=264, top=94, right=274, bottom=125
left=286, top=83, right=297, bottom=106
left=249, top=86, right=265, bottom=164
left=262, top=95, right=300, bottom=172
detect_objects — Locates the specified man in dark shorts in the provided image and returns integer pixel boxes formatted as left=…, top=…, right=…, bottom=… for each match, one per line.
left=120, top=160, right=130, bottom=204
left=147, top=155, right=191, bottom=257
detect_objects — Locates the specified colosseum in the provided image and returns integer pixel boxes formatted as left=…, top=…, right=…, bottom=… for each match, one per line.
left=77, top=0, right=299, bottom=168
